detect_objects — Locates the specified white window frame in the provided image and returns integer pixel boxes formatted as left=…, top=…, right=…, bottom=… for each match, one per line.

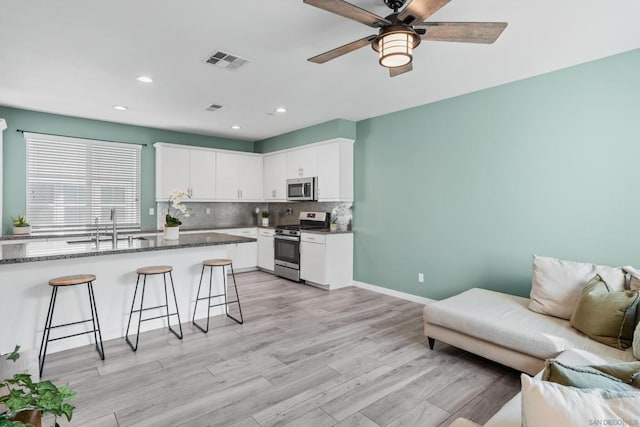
left=24, top=132, right=142, bottom=233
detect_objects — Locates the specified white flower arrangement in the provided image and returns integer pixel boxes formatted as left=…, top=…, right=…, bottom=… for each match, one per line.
left=165, top=189, right=191, bottom=227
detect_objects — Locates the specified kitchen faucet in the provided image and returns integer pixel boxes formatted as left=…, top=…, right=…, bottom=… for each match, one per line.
left=94, top=217, right=100, bottom=249
left=110, top=208, right=117, bottom=247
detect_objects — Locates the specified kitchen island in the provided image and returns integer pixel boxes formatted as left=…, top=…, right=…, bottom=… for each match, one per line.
left=0, top=231, right=255, bottom=355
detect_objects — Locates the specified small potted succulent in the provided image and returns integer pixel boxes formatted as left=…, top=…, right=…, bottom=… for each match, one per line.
left=260, top=211, right=270, bottom=227
left=164, top=189, right=190, bottom=240
left=0, top=345, right=76, bottom=427
left=12, top=216, right=31, bottom=236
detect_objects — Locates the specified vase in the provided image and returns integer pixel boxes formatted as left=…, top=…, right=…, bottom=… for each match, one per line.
left=330, top=223, right=337, bottom=232
left=164, top=225, right=180, bottom=240
left=261, top=218, right=269, bottom=227
left=13, top=225, right=31, bottom=235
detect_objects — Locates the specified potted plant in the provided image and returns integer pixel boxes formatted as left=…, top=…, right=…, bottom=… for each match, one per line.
left=260, top=211, right=269, bottom=227
left=12, top=216, right=31, bottom=236
left=0, top=346, right=76, bottom=427
left=164, top=189, right=191, bottom=240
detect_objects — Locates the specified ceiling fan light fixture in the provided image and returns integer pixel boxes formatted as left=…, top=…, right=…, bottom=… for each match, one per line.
left=374, top=29, right=420, bottom=69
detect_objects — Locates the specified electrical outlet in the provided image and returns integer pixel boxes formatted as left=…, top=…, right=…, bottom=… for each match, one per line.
left=206, top=208, right=211, bottom=215
left=162, top=208, right=168, bottom=215
left=418, top=273, right=424, bottom=283
left=149, top=208, right=155, bottom=215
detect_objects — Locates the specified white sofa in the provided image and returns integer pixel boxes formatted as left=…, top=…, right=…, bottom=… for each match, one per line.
left=423, top=287, right=635, bottom=376
left=423, top=286, right=637, bottom=426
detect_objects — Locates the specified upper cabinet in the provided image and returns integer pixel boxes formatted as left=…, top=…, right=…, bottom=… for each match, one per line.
left=286, top=145, right=317, bottom=179
left=263, top=153, right=287, bottom=201
left=155, top=138, right=353, bottom=203
left=316, top=139, right=354, bottom=202
left=216, top=152, right=263, bottom=201
left=155, top=144, right=216, bottom=201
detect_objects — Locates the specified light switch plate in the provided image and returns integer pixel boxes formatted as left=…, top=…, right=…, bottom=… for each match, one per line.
left=149, top=208, right=155, bottom=215
left=206, top=208, right=211, bottom=215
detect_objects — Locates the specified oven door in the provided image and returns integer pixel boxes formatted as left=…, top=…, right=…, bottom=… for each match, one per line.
left=274, top=235, right=300, bottom=269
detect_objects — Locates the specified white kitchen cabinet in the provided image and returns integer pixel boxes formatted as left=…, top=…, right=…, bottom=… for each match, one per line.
left=300, top=232, right=353, bottom=289
left=286, top=145, right=317, bottom=179
left=218, top=228, right=258, bottom=270
left=316, top=139, right=354, bottom=202
left=189, top=149, right=216, bottom=200
left=257, top=228, right=275, bottom=271
left=155, top=144, right=216, bottom=201
left=263, top=153, right=287, bottom=201
left=216, top=152, right=263, bottom=201
left=156, top=145, right=190, bottom=200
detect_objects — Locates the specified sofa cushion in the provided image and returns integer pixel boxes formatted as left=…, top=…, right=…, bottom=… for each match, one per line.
left=521, top=374, right=640, bottom=427
left=634, top=322, right=640, bottom=360
left=570, top=275, right=639, bottom=349
left=543, top=359, right=640, bottom=392
left=529, top=255, right=626, bottom=320
left=424, top=288, right=635, bottom=362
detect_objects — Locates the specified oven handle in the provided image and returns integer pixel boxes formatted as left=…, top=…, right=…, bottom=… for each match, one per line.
left=275, top=235, right=300, bottom=242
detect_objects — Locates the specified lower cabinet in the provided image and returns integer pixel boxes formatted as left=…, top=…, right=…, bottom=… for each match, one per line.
left=257, top=228, right=275, bottom=271
left=300, top=232, right=353, bottom=289
left=218, top=228, right=258, bottom=270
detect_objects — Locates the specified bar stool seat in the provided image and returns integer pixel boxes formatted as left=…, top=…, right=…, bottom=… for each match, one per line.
left=125, top=265, right=183, bottom=351
left=202, top=259, right=232, bottom=267
left=135, top=265, right=172, bottom=275
left=193, top=258, right=243, bottom=333
left=39, top=273, right=104, bottom=376
left=49, top=274, right=97, bottom=286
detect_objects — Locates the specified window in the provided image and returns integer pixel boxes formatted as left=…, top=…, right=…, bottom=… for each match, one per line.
left=25, top=132, right=141, bottom=233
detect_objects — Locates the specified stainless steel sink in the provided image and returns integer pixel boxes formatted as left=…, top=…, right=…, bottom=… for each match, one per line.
left=67, top=237, right=148, bottom=244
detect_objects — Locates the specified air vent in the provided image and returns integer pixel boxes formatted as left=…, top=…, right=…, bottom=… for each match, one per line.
left=206, top=104, right=223, bottom=112
left=205, top=50, right=249, bottom=71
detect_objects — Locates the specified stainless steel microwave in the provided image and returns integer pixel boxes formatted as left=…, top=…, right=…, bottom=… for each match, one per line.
left=287, top=177, right=317, bottom=201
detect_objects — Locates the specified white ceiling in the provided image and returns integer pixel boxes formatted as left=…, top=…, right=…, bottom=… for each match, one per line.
left=0, top=1, right=639, bottom=142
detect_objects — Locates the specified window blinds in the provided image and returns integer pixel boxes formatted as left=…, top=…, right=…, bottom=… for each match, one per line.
left=25, top=132, right=142, bottom=233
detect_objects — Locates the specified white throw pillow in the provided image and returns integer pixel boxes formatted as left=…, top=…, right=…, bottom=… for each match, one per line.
left=521, top=374, right=640, bottom=427
left=528, top=255, right=626, bottom=320
left=633, top=322, right=640, bottom=360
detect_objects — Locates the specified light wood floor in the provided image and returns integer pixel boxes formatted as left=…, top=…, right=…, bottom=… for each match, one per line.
left=43, top=271, right=520, bottom=427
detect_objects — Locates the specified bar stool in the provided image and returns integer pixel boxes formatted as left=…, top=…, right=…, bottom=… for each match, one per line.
left=125, top=265, right=183, bottom=351
left=192, top=259, right=243, bottom=333
left=38, top=274, right=105, bottom=376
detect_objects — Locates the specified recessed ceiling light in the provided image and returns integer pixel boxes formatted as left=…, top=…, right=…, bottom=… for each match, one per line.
left=113, top=105, right=128, bottom=111
left=231, top=125, right=241, bottom=130
left=275, top=107, right=287, bottom=113
left=136, top=76, right=153, bottom=83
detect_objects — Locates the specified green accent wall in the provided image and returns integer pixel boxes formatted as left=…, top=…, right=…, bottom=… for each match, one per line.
left=355, top=48, right=640, bottom=299
left=0, top=107, right=253, bottom=233
left=255, top=118, right=356, bottom=153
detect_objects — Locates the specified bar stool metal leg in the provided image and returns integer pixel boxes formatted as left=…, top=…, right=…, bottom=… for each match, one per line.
left=192, top=265, right=211, bottom=333
left=222, top=264, right=244, bottom=325
left=125, top=273, right=146, bottom=351
left=38, top=286, right=58, bottom=377
left=87, top=281, right=105, bottom=360
left=226, top=263, right=243, bottom=325
left=166, top=271, right=183, bottom=339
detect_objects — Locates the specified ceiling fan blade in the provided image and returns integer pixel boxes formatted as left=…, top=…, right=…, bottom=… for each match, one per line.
left=397, top=0, right=451, bottom=25
left=308, top=35, right=378, bottom=64
left=417, top=22, right=508, bottom=44
left=389, top=63, right=413, bottom=78
left=303, top=0, right=391, bottom=28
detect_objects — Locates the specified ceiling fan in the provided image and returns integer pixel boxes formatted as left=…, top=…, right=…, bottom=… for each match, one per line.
left=304, top=0, right=508, bottom=77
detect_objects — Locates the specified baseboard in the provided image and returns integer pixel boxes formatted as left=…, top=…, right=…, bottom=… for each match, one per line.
left=352, top=281, right=434, bottom=305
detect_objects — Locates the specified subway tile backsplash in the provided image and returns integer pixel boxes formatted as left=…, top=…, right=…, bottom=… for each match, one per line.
left=156, top=201, right=353, bottom=229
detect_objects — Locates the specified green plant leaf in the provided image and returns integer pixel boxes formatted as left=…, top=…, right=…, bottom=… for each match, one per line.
left=6, top=346, right=20, bottom=362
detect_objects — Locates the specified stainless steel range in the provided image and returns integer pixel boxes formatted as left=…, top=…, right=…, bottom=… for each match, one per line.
left=274, top=211, right=330, bottom=282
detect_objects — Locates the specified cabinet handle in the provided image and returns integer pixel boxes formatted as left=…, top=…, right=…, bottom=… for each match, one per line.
left=240, top=189, right=243, bottom=199
left=272, top=190, right=276, bottom=197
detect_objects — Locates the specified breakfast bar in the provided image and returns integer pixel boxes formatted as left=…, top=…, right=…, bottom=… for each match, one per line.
left=0, top=232, right=255, bottom=356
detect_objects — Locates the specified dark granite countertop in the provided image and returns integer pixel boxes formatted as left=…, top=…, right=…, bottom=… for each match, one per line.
left=0, top=225, right=260, bottom=241
left=0, top=232, right=255, bottom=265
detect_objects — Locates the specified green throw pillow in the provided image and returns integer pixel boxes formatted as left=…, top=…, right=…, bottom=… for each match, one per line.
left=543, top=359, right=640, bottom=392
left=570, top=274, right=639, bottom=349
